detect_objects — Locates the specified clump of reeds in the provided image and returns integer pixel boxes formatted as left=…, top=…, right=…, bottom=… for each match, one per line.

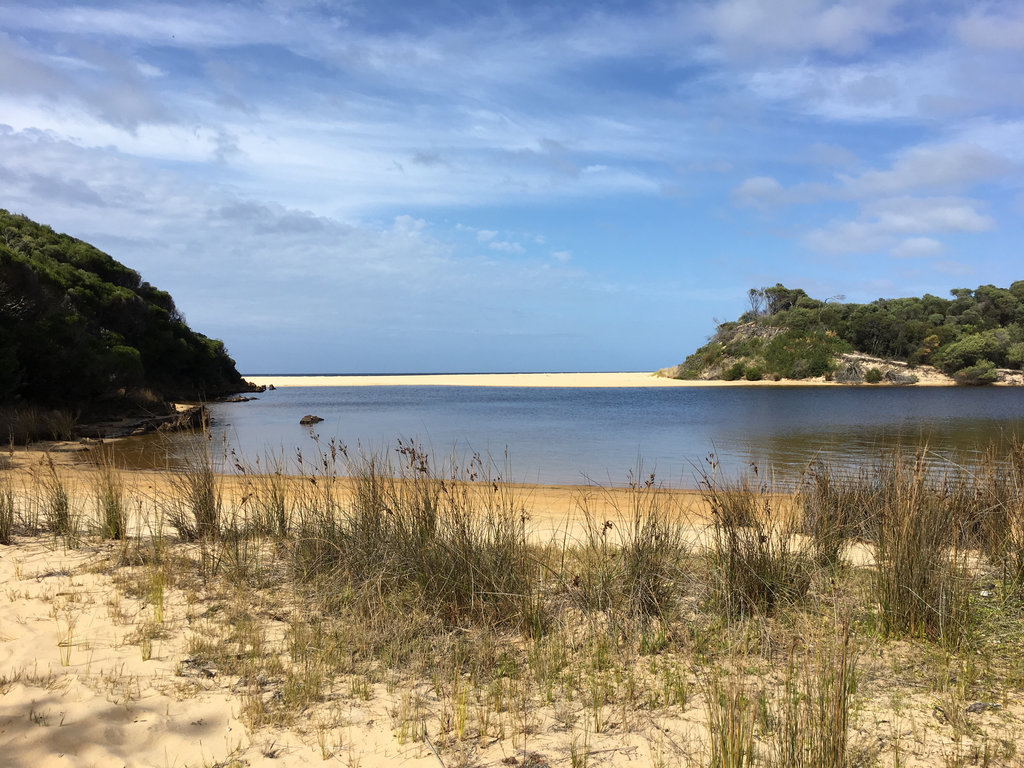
left=700, top=459, right=812, bottom=618
left=93, top=452, right=127, bottom=540
left=0, top=471, right=15, bottom=545
left=800, top=461, right=863, bottom=570
left=40, top=456, right=77, bottom=544
left=972, top=439, right=1024, bottom=592
left=167, top=432, right=221, bottom=540
left=870, top=450, right=972, bottom=647
left=570, top=466, right=688, bottom=626
left=0, top=407, right=77, bottom=444
left=768, top=623, right=857, bottom=768
left=705, top=671, right=757, bottom=768
left=291, top=439, right=541, bottom=633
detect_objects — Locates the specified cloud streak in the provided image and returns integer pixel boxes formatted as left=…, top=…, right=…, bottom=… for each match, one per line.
left=2, top=1, right=1023, bottom=369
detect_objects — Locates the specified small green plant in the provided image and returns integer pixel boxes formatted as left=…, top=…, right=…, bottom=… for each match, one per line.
left=168, top=432, right=221, bottom=540
left=94, top=456, right=127, bottom=540
left=864, top=367, right=883, bottom=384
left=769, top=625, right=857, bottom=768
left=41, top=457, right=76, bottom=544
left=705, top=672, right=756, bottom=768
left=0, top=473, right=15, bottom=545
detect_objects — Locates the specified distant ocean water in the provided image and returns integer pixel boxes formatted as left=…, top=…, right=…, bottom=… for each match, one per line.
left=149, top=383, right=1024, bottom=487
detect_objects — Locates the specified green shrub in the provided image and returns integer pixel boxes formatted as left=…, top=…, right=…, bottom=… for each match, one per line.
left=722, top=361, right=746, bottom=381
left=744, top=366, right=763, bottom=381
left=954, top=359, right=998, bottom=385
left=864, top=367, right=883, bottom=384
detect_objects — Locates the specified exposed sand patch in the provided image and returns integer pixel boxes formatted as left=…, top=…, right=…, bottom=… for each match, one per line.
left=2, top=450, right=1022, bottom=767
left=244, top=366, right=1024, bottom=389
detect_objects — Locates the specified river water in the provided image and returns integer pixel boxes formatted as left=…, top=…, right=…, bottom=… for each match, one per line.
left=112, top=384, right=1024, bottom=487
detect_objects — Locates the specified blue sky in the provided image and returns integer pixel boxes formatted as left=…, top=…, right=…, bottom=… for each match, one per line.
left=2, top=0, right=1022, bottom=374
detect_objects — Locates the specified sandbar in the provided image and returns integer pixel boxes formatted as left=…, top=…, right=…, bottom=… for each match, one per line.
left=244, top=371, right=908, bottom=388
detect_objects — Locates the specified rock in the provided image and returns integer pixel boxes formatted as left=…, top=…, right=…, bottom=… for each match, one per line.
left=965, top=701, right=1001, bottom=714
left=156, top=404, right=209, bottom=432
left=267, top=384, right=276, bottom=391
left=223, top=395, right=258, bottom=403
left=885, top=369, right=919, bottom=385
left=833, top=363, right=863, bottom=384
left=299, top=414, right=324, bottom=425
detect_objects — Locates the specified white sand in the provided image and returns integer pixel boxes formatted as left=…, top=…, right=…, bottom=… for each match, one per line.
left=245, top=371, right=844, bottom=388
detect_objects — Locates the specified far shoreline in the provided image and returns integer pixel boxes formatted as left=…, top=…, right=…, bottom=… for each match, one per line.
left=243, top=371, right=968, bottom=388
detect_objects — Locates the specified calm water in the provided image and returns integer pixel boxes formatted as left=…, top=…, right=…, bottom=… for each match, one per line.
left=117, top=385, right=1024, bottom=487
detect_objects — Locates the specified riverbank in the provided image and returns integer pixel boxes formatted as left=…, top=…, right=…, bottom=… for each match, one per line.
left=2, top=445, right=1023, bottom=767
left=245, top=365, right=1022, bottom=388
left=246, top=370, right=960, bottom=388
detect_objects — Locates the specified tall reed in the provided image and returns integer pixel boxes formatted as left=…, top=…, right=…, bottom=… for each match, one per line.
left=700, top=460, right=812, bottom=618
left=40, top=456, right=76, bottom=544
left=0, top=471, right=14, bottom=545
left=292, top=440, right=541, bottom=632
left=167, top=432, right=221, bottom=540
left=871, top=450, right=972, bottom=647
left=769, top=623, right=857, bottom=768
left=94, top=453, right=127, bottom=540
left=571, top=466, right=688, bottom=625
left=705, top=672, right=756, bottom=768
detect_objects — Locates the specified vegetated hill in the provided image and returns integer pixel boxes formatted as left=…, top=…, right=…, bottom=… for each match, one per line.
left=0, top=209, right=250, bottom=413
left=664, top=283, right=1024, bottom=385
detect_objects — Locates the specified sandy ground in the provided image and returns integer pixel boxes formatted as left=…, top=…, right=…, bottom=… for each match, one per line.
left=245, top=364, right=1024, bottom=389
left=2, top=451, right=1021, bottom=767
left=246, top=371, right=734, bottom=388
left=243, top=371, right=959, bottom=388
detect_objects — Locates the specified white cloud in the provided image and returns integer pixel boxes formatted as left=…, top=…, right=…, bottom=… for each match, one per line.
left=861, top=197, right=994, bottom=234
left=804, top=196, right=994, bottom=255
left=489, top=240, right=525, bottom=254
left=551, top=250, right=572, bottom=263
left=696, top=0, right=900, bottom=58
left=934, top=259, right=973, bottom=276
left=805, top=142, right=858, bottom=167
left=732, top=176, right=785, bottom=208
left=476, top=230, right=497, bottom=242
left=839, top=143, right=1008, bottom=197
left=957, top=7, right=1024, bottom=51
left=890, top=237, right=943, bottom=259
left=744, top=45, right=1024, bottom=124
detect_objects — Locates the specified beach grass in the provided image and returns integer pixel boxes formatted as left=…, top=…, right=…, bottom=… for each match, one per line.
left=2, top=439, right=1023, bottom=766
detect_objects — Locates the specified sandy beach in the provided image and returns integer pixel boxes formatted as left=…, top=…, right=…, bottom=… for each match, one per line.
left=1, top=449, right=1021, bottom=767
left=244, top=369, right=967, bottom=388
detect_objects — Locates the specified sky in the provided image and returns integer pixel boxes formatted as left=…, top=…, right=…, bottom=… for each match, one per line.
left=1, top=0, right=1023, bottom=374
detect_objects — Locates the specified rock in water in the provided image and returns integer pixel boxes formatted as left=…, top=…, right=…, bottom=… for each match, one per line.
left=299, top=414, right=324, bottom=425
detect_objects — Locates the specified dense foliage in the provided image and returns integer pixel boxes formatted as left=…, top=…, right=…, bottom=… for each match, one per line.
left=0, top=210, right=248, bottom=408
left=672, top=282, right=1024, bottom=384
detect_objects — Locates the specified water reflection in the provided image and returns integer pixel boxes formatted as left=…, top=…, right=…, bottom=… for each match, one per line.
left=86, top=385, right=1024, bottom=487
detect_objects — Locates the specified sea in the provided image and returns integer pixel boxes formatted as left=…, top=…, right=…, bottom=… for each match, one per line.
left=112, top=379, right=1024, bottom=488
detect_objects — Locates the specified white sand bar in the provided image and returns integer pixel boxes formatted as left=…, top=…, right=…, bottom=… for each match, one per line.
left=245, top=371, right=788, bottom=388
